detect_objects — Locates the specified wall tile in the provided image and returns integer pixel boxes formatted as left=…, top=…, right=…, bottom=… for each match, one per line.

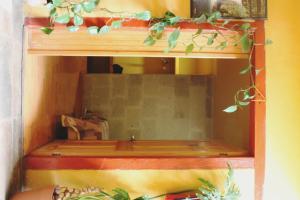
left=83, top=74, right=212, bottom=140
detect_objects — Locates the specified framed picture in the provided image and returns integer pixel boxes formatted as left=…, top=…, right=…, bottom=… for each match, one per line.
left=191, top=0, right=267, bottom=19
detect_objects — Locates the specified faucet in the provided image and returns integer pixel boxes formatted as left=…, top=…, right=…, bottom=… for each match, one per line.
left=129, top=135, right=136, bottom=142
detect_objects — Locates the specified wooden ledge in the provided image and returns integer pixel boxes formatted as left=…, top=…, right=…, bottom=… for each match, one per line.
left=24, top=140, right=253, bottom=170
left=25, top=156, right=254, bottom=170
left=24, top=18, right=265, bottom=57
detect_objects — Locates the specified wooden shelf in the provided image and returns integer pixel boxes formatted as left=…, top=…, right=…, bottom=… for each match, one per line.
left=25, top=140, right=253, bottom=170
left=29, top=140, right=248, bottom=157
left=25, top=17, right=250, bottom=58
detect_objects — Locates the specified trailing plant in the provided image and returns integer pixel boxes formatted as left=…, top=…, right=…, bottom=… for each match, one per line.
left=196, top=164, right=240, bottom=200
left=42, top=0, right=270, bottom=113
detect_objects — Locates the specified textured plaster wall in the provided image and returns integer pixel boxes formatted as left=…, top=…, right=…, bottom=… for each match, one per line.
left=83, top=74, right=212, bottom=140
left=264, top=0, right=300, bottom=199
left=0, top=0, right=23, bottom=199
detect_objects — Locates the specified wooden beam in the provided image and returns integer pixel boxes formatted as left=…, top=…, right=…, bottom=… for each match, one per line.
left=252, top=20, right=266, bottom=200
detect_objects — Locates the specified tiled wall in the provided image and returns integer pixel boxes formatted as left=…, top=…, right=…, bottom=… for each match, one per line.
left=83, top=74, right=212, bottom=140
left=0, top=0, right=23, bottom=198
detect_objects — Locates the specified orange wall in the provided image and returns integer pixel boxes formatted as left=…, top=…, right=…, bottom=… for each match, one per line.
left=264, top=1, right=300, bottom=199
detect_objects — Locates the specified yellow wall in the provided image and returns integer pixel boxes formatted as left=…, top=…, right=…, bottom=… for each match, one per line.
left=264, top=1, right=300, bottom=199
left=175, top=58, right=216, bottom=75
left=23, top=56, right=86, bottom=154
left=25, top=169, right=254, bottom=200
left=25, top=0, right=190, bottom=18
left=113, top=57, right=144, bottom=74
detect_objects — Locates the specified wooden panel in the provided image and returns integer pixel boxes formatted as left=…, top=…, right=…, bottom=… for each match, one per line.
left=26, top=26, right=248, bottom=58
left=213, top=59, right=250, bottom=150
left=27, top=140, right=249, bottom=157
left=252, top=20, right=266, bottom=200
left=23, top=56, right=87, bottom=155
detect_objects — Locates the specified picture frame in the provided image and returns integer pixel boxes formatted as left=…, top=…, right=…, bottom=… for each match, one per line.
left=191, top=0, right=267, bottom=19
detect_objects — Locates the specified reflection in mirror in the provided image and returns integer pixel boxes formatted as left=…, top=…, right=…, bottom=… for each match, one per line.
left=82, top=57, right=249, bottom=151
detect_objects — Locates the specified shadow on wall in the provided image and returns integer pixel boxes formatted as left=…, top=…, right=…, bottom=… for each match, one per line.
left=23, top=56, right=87, bottom=154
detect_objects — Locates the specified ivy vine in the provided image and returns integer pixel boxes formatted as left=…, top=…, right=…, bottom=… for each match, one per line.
left=42, top=0, right=271, bottom=113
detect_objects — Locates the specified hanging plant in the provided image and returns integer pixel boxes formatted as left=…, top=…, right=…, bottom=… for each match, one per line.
left=41, top=0, right=270, bottom=113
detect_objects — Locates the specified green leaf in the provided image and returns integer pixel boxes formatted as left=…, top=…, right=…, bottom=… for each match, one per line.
left=185, top=43, right=194, bottom=54
left=87, top=26, right=99, bottom=34
left=168, top=28, right=180, bottom=49
left=150, top=22, right=165, bottom=32
left=207, top=11, right=222, bottom=23
left=144, top=36, right=156, bottom=46
left=67, top=26, right=80, bottom=32
left=82, top=0, right=96, bottom=13
left=46, top=3, right=54, bottom=10
left=52, top=0, right=62, bottom=7
left=169, top=16, right=181, bottom=24
left=74, top=15, right=84, bottom=26
left=99, top=25, right=110, bottom=34
left=113, top=188, right=130, bottom=200
left=134, top=196, right=151, bottom=200
left=240, top=65, right=251, bottom=74
left=223, top=105, right=238, bottom=113
left=243, top=90, right=250, bottom=100
left=55, top=14, right=70, bottom=24
left=238, top=101, right=250, bottom=106
left=72, top=4, right=82, bottom=13
left=240, top=33, right=252, bottom=52
left=164, top=11, right=176, bottom=19
left=265, top=39, right=273, bottom=45
left=135, top=11, right=152, bottom=21
left=90, top=0, right=101, bottom=5
left=240, top=23, right=251, bottom=31
left=198, top=178, right=216, bottom=190
left=50, top=7, right=57, bottom=17
left=194, top=28, right=202, bottom=36
left=217, top=41, right=227, bottom=50
left=111, top=20, right=123, bottom=29
left=222, top=20, right=230, bottom=26
left=193, top=14, right=207, bottom=23
left=40, top=27, right=54, bottom=35
left=207, top=33, right=218, bottom=46
left=243, top=91, right=255, bottom=101
left=207, top=37, right=214, bottom=46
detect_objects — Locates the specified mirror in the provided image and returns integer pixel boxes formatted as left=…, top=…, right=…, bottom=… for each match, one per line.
left=82, top=56, right=249, bottom=151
